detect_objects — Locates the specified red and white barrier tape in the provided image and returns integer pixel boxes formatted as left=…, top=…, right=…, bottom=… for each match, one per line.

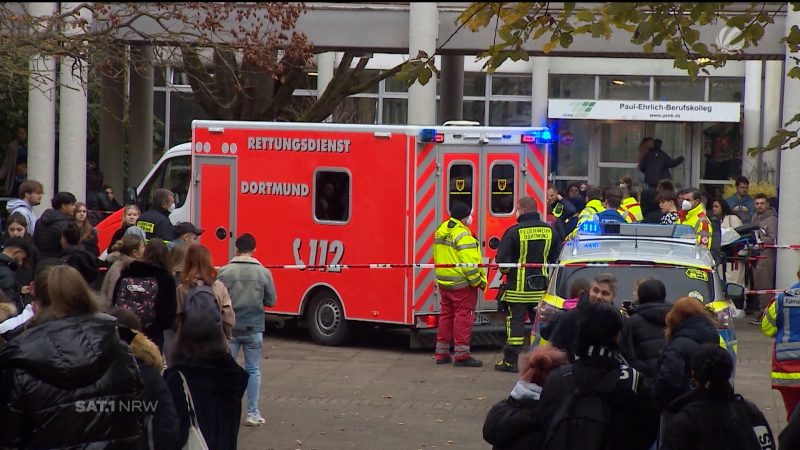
left=758, top=244, right=800, bottom=250
left=259, top=262, right=712, bottom=271
left=746, top=288, right=800, bottom=296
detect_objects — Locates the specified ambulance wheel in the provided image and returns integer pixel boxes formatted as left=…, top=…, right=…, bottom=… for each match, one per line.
left=308, top=292, right=350, bottom=346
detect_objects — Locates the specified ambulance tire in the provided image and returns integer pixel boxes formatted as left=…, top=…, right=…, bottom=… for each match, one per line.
left=308, top=291, right=351, bottom=346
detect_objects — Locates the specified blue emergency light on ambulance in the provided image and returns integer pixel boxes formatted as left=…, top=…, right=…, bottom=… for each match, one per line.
left=420, top=128, right=444, bottom=143
left=522, top=128, right=555, bottom=144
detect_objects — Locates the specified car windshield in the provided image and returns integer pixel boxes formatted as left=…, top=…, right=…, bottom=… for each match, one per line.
left=555, top=266, right=714, bottom=306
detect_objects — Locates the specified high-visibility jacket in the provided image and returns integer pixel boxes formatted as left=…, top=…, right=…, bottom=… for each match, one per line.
left=569, top=199, right=604, bottom=239
left=621, top=197, right=643, bottom=222
left=496, top=212, right=558, bottom=303
left=680, top=203, right=713, bottom=249
left=762, top=282, right=800, bottom=387
left=433, top=218, right=486, bottom=290
left=616, top=208, right=637, bottom=223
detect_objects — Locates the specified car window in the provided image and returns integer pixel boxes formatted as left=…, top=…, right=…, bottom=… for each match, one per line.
left=137, top=155, right=191, bottom=210
left=555, top=266, right=714, bottom=306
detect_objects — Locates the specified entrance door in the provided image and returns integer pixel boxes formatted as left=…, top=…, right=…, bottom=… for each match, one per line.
left=193, top=156, right=237, bottom=267
left=438, top=148, right=521, bottom=311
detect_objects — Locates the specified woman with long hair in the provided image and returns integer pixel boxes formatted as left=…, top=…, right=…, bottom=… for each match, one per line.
left=711, top=198, right=745, bottom=285
left=164, top=299, right=247, bottom=449
left=177, top=244, right=235, bottom=340
left=100, top=234, right=144, bottom=307
left=74, top=202, right=100, bottom=257
left=0, top=265, right=143, bottom=448
left=1, top=212, right=39, bottom=304
left=654, top=297, right=720, bottom=410
left=106, top=203, right=141, bottom=254
left=112, top=239, right=177, bottom=350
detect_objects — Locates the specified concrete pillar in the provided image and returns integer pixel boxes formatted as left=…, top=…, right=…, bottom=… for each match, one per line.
left=128, top=45, right=154, bottom=187
left=315, top=52, right=336, bottom=122
left=777, top=7, right=800, bottom=289
left=742, top=61, right=762, bottom=182
left=407, top=2, right=439, bottom=126
left=761, top=60, right=782, bottom=185
left=99, top=60, right=125, bottom=196
left=440, top=55, right=464, bottom=123
left=27, top=2, right=58, bottom=215
left=532, top=56, right=550, bottom=127
left=58, top=3, right=90, bottom=202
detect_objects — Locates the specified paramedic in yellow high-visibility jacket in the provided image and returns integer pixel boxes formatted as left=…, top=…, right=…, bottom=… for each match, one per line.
left=762, top=266, right=800, bottom=421
left=433, top=202, right=487, bottom=368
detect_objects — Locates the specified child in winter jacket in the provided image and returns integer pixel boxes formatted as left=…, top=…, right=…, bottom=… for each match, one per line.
left=482, top=346, right=568, bottom=450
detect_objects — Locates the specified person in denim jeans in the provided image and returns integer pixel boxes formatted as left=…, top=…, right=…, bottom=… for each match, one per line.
left=218, top=233, right=277, bottom=426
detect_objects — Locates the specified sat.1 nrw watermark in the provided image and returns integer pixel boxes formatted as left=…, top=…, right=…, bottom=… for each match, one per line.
left=75, top=400, right=158, bottom=414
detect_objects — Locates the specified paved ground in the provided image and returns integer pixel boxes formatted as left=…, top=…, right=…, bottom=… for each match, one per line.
left=237, top=317, right=785, bottom=450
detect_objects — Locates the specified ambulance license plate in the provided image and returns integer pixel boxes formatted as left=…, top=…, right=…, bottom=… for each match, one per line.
left=474, top=313, right=490, bottom=325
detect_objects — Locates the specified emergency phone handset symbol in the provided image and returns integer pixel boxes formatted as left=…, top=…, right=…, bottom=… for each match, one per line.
left=293, top=238, right=345, bottom=272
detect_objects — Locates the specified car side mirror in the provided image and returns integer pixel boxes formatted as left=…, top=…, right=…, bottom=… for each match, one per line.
left=725, top=283, right=746, bottom=310
left=124, top=187, right=137, bottom=205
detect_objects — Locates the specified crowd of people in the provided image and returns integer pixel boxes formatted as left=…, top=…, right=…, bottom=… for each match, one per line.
left=483, top=274, right=800, bottom=450
left=546, top=171, right=777, bottom=320
left=0, top=182, right=277, bottom=449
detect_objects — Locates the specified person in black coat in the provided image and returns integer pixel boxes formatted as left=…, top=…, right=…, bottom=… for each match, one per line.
left=640, top=188, right=662, bottom=224
left=483, top=346, right=568, bottom=450
left=639, top=138, right=685, bottom=189
left=546, top=273, right=635, bottom=362
left=164, top=302, right=248, bottom=450
left=112, top=239, right=177, bottom=350
left=661, top=344, right=775, bottom=450
left=539, top=303, right=658, bottom=450
left=33, top=191, right=77, bottom=259
left=59, top=222, right=99, bottom=285
left=1, top=212, right=40, bottom=305
left=0, top=265, right=144, bottom=448
left=137, top=188, right=176, bottom=242
left=0, top=237, right=33, bottom=312
left=629, top=279, right=672, bottom=380
left=781, top=402, right=800, bottom=450
left=654, top=297, right=721, bottom=410
left=110, top=307, right=180, bottom=450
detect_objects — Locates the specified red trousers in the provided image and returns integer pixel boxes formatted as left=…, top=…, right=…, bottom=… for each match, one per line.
left=435, top=286, right=478, bottom=361
left=776, top=386, right=800, bottom=421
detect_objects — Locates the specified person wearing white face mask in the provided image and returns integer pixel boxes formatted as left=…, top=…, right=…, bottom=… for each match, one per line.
left=136, top=188, right=176, bottom=243
left=678, top=188, right=713, bottom=249
left=432, top=202, right=487, bottom=367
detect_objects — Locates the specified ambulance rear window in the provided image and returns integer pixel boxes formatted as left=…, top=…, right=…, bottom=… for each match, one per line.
left=448, top=163, right=474, bottom=213
left=314, top=170, right=350, bottom=224
left=490, top=163, right=515, bottom=215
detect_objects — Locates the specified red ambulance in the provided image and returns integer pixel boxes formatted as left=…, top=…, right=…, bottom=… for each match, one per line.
left=97, top=121, right=553, bottom=346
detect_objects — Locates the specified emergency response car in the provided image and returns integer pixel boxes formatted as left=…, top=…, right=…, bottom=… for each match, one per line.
left=97, top=121, right=554, bottom=346
left=530, top=221, right=742, bottom=361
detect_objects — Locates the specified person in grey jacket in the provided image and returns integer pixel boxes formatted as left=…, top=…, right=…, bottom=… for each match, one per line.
left=750, top=193, right=779, bottom=315
left=218, top=233, right=277, bottom=427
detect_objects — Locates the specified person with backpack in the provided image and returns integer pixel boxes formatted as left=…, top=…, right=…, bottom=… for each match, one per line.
left=177, top=244, right=235, bottom=340
left=164, top=294, right=248, bottom=449
left=218, top=233, right=277, bottom=427
left=112, top=239, right=177, bottom=350
left=59, top=222, right=99, bottom=285
left=539, top=302, right=658, bottom=450
left=628, top=279, right=671, bottom=381
left=483, top=346, right=568, bottom=450
left=654, top=296, right=720, bottom=410
left=100, top=234, right=144, bottom=307
left=661, top=343, right=775, bottom=450
left=108, top=307, right=180, bottom=450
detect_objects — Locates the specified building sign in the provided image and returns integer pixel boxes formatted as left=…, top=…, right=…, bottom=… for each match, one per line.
left=548, top=99, right=741, bottom=122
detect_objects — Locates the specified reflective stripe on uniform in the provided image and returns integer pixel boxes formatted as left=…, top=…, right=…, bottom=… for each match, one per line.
left=456, top=242, right=479, bottom=250
left=504, top=290, right=544, bottom=302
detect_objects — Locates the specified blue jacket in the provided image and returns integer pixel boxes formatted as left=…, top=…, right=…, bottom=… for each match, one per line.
left=218, top=255, right=277, bottom=334
left=725, top=194, right=755, bottom=223
left=595, top=209, right=628, bottom=224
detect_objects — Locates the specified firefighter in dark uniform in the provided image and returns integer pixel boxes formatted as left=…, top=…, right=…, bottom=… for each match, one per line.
left=495, top=196, right=560, bottom=372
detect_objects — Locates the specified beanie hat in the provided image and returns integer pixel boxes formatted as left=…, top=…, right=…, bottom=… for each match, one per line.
left=449, top=202, right=471, bottom=221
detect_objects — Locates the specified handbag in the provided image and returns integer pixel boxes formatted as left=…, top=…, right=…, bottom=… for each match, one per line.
left=179, top=371, right=210, bottom=450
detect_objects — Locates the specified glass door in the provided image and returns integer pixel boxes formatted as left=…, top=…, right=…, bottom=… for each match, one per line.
left=596, top=121, right=644, bottom=187
left=647, top=122, right=692, bottom=190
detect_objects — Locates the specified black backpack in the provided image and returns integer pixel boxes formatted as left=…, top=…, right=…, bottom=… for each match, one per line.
left=732, top=395, right=776, bottom=450
left=543, top=366, right=619, bottom=450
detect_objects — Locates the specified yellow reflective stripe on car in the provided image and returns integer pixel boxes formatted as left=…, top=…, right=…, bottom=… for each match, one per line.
left=560, top=258, right=712, bottom=271
left=771, top=372, right=800, bottom=380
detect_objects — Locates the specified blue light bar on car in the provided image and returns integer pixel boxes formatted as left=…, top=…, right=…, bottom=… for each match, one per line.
left=578, top=220, right=602, bottom=235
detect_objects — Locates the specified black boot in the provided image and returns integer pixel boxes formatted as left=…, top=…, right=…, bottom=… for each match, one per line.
left=494, top=346, right=520, bottom=373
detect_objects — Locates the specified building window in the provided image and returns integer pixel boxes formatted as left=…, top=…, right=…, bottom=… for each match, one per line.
left=382, top=98, right=408, bottom=124
left=490, top=163, right=516, bottom=215
left=170, top=91, right=208, bottom=151
left=489, top=101, right=532, bottom=126
left=333, top=97, right=377, bottom=124
left=491, top=74, right=532, bottom=96
left=553, top=120, right=591, bottom=177
left=464, top=73, right=486, bottom=97
left=701, top=122, right=743, bottom=182
left=314, top=170, right=351, bottom=223
left=384, top=76, right=409, bottom=93
left=709, top=78, right=744, bottom=102
left=654, top=77, right=706, bottom=101
left=550, top=74, right=595, bottom=99
left=448, top=163, right=474, bottom=213
left=599, top=76, right=650, bottom=100
left=463, top=100, right=485, bottom=123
